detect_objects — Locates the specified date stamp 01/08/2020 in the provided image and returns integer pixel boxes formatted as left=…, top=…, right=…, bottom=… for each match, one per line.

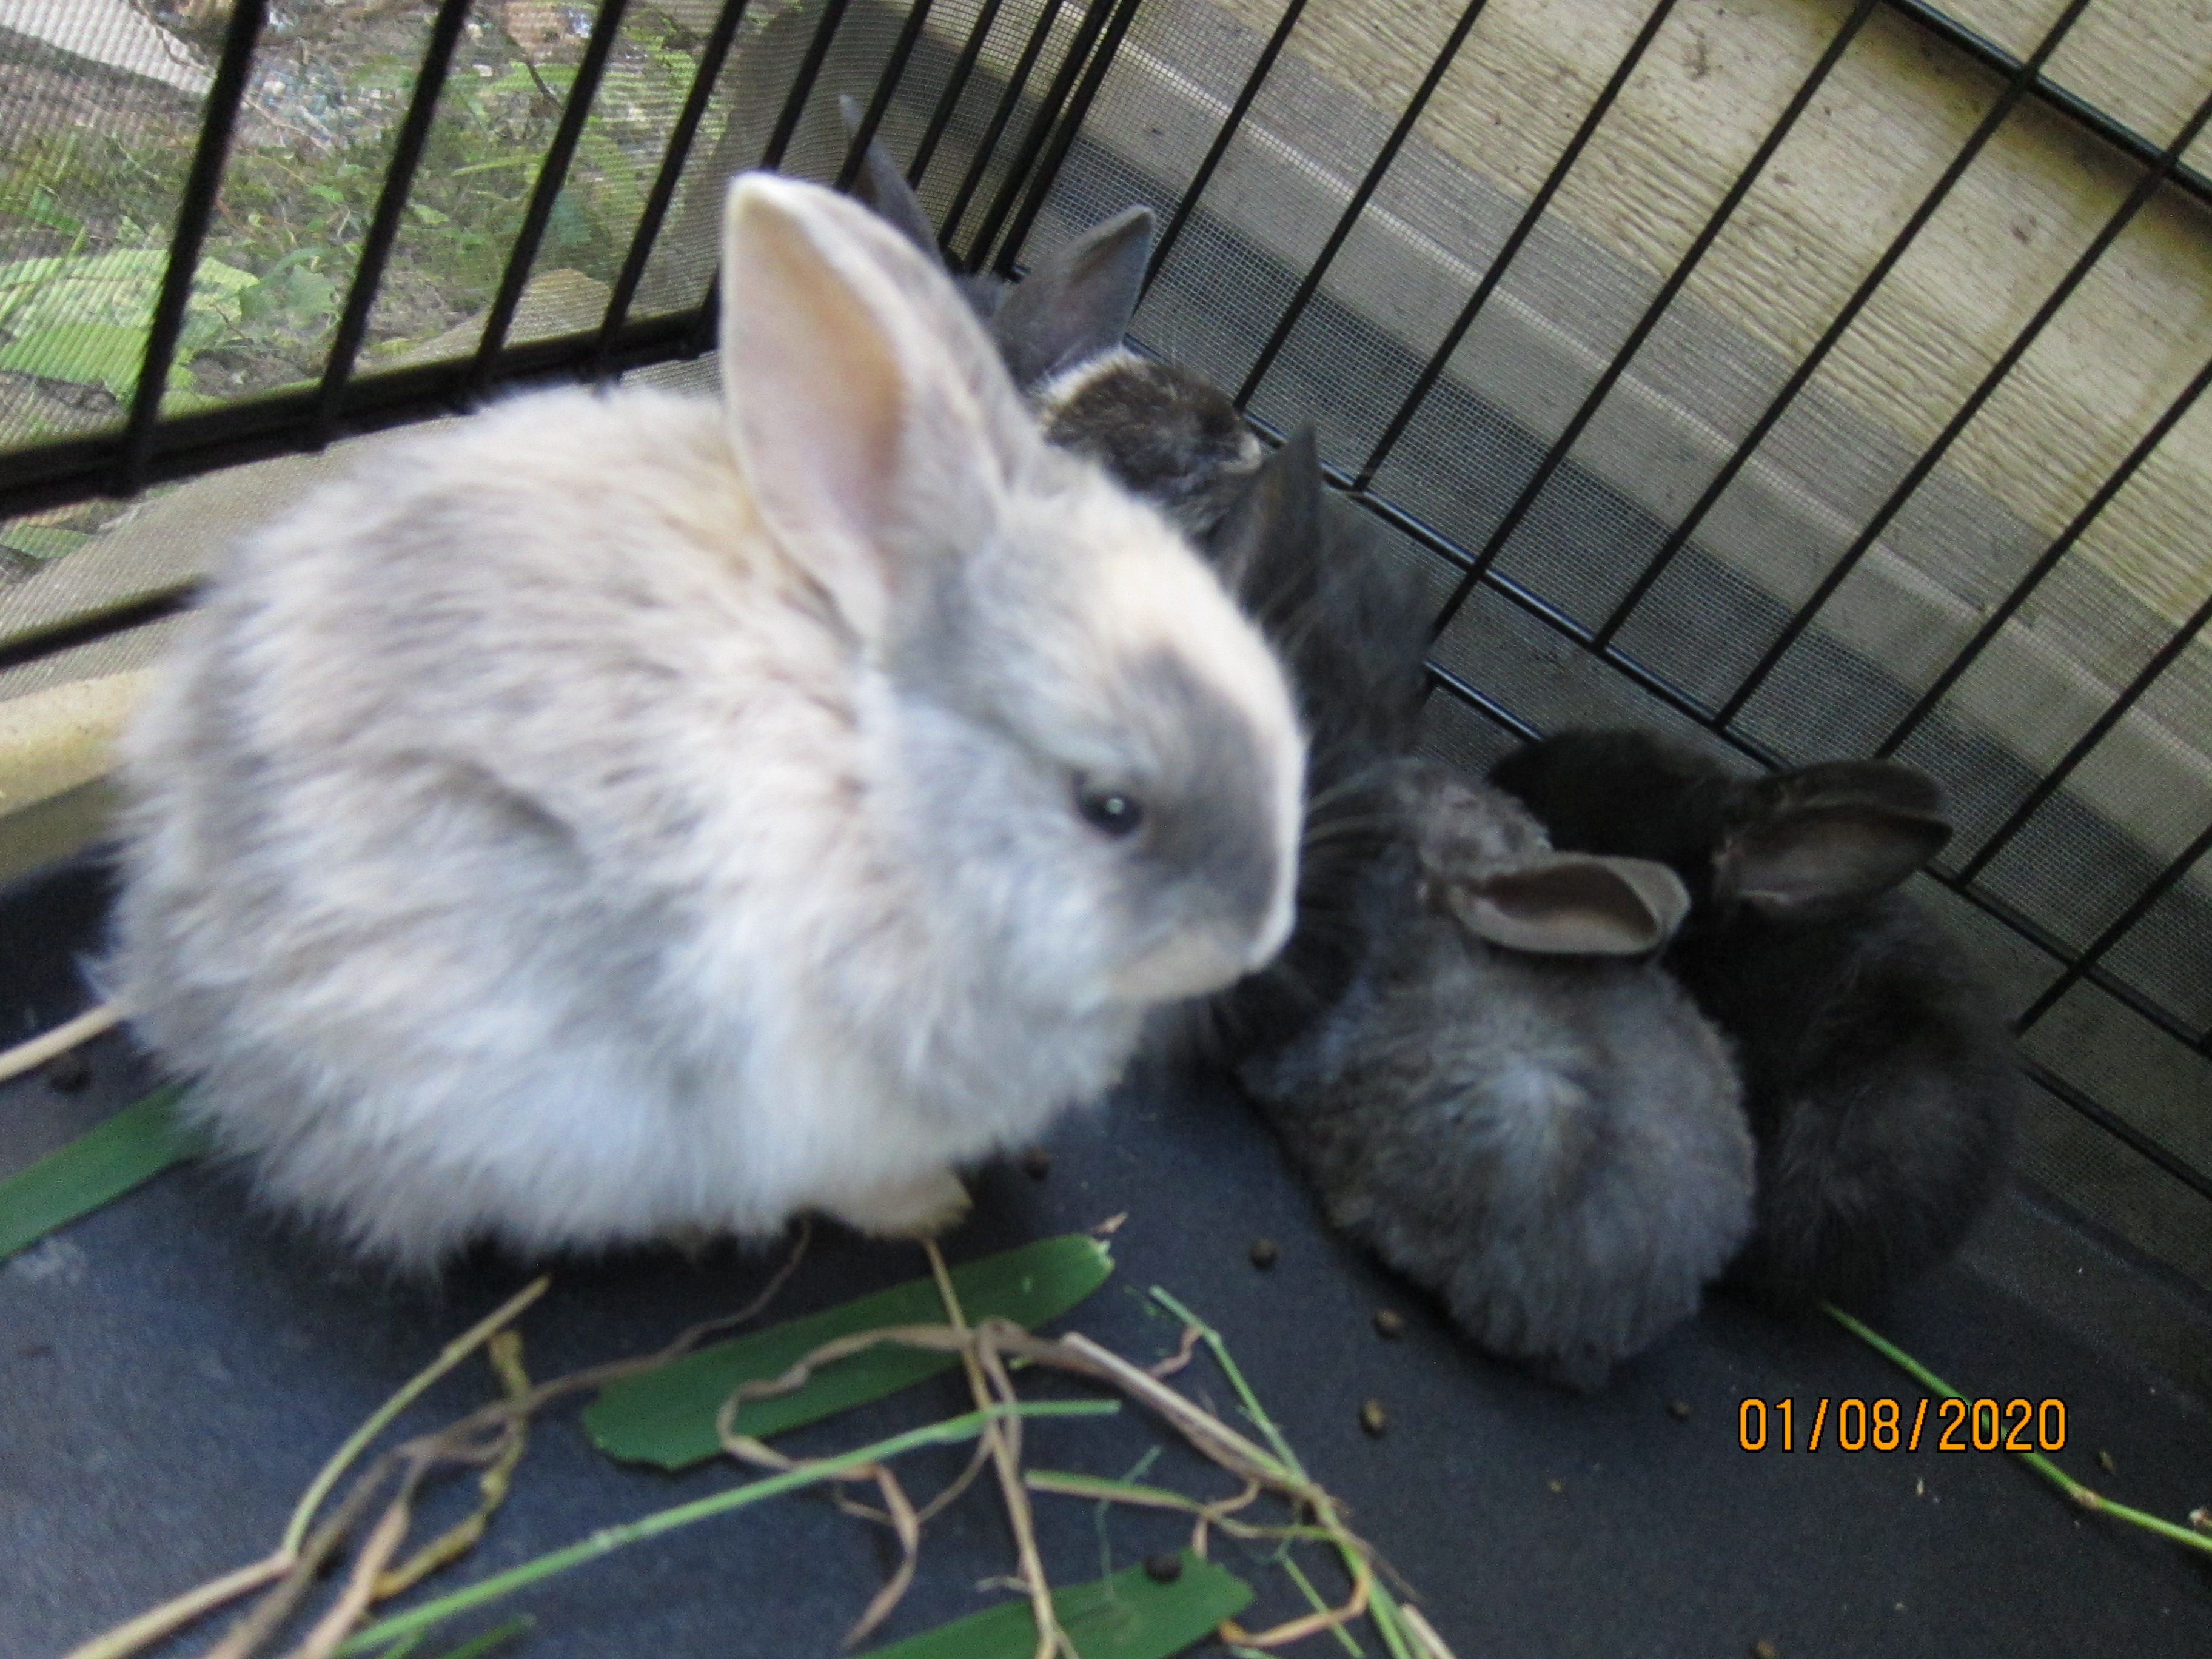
left=1738, top=1396, right=2068, bottom=1453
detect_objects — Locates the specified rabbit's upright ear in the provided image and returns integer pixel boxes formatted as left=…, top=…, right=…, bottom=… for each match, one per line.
left=719, top=172, right=1031, bottom=647
left=1211, top=429, right=1322, bottom=615
left=1774, top=758, right=1948, bottom=819
left=1718, top=763, right=1952, bottom=916
left=992, top=206, right=1155, bottom=390
left=1447, top=855, right=1691, bottom=956
left=837, top=95, right=947, bottom=269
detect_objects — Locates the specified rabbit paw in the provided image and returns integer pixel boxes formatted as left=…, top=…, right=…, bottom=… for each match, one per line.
left=831, top=1168, right=972, bottom=1239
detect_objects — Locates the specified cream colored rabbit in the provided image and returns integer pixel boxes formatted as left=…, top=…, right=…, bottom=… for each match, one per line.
left=111, top=175, right=1305, bottom=1265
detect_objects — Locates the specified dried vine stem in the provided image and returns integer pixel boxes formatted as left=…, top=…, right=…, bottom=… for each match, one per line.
left=376, top=1331, right=535, bottom=1598
left=275, top=1484, right=418, bottom=1659
left=284, top=1279, right=552, bottom=1561
left=0, top=1000, right=122, bottom=1085
left=1021, top=1470, right=1301, bottom=1553
left=75, top=1225, right=1401, bottom=1659
left=67, top=1224, right=812, bottom=1659
left=925, top=1239, right=1068, bottom=1659
left=705, top=1254, right=1082, bottom=1655
left=1398, top=1604, right=1461, bottom=1659
left=707, top=1309, right=1387, bottom=1652
left=714, top=1409, right=925, bottom=1647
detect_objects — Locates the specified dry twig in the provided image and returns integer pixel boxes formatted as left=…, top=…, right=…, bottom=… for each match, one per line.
left=69, top=1225, right=812, bottom=1659
left=0, top=1000, right=122, bottom=1085
left=705, top=1307, right=1392, bottom=1654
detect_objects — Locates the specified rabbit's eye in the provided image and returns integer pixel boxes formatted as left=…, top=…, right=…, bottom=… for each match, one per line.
left=1074, top=779, right=1145, bottom=838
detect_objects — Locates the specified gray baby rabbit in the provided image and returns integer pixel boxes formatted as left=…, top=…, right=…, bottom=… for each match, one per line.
left=110, top=175, right=1306, bottom=1266
left=1489, top=729, right=2021, bottom=1310
left=1238, top=759, right=1753, bottom=1392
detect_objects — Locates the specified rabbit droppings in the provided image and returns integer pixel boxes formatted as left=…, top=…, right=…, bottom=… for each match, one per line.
left=112, top=175, right=1307, bottom=1267
left=1489, top=729, right=2022, bottom=1310
left=1238, top=759, right=1754, bottom=1392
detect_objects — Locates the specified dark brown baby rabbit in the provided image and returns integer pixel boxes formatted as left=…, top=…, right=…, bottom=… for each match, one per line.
left=839, top=97, right=1264, bottom=542
left=1178, top=433, right=1431, bottom=1061
left=1489, top=729, right=2022, bottom=1310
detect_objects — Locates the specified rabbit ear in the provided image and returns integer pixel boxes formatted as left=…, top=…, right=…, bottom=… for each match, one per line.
left=1446, top=854, right=1691, bottom=956
left=837, top=95, right=948, bottom=269
left=992, top=206, right=1155, bottom=390
left=1768, top=758, right=1948, bottom=819
left=1718, top=771, right=1951, bottom=916
left=1211, top=428, right=1322, bottom=613
left=719, top=172, right=1027, bottom=646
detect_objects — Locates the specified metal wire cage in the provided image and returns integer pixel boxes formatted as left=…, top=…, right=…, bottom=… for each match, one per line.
left=2, top=0, right=2209, bottom=1289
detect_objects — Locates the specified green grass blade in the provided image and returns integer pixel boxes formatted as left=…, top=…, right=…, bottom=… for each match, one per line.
left=0, top=1084, right=203, bottom=1261
left=340, top=1401, right=1116, bottom=1655
left=858, top=1552, right=1252, bottom=1659
left=377, top=1620, right=531, bottom=1659
left=1825, top=1302, right=2212, bottom=1557
left=421, top=1616, right=532, bottom=1659
left=584, top=1234, right=1115, bottom=1469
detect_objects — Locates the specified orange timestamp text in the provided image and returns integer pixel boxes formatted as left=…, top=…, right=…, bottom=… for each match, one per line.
left=1737, top=1396, right=2066, bottom=1453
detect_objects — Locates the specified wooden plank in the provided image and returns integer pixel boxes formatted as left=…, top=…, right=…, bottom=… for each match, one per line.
left=1052, top=0, right=2212, bottom=893
left=1190, top=0, right=2212, bottom=632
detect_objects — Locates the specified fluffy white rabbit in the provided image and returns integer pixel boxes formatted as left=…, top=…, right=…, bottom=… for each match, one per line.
left=111, top=174, right=1305, bottom=1265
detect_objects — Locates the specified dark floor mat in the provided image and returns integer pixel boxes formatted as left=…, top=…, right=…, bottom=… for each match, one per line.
left=5, top=852, right=2210, bottom=1659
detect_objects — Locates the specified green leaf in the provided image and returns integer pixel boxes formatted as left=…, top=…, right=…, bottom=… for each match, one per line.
left=859, top=1554, right=1252, bottom=1659
left=584, top=1234, right=1114, bottom=1469
left=0, top=250, right=256, bottom=359
left=21, top=186, right=87, bottom=243
left=423, top=1617, right=532, bottom=1659
left=0, top=321, right=145, bottom=397
left=0, top=523, right=92, bottom=561
left=0, top=250, right=153, bottom=293
left=0, top=1084, right=206, bottom=1261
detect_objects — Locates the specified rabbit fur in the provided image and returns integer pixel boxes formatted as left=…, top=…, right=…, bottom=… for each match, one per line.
left=1155, top=433, right=1432, bottom=1063
left=837, top=121, right=1433, bottom=1065
left=1489, top=728, right=2022, bottom=1310
left=111, top=174, right=1307, bottom=1266
left=1239, top=758, right=1754, bottom=1392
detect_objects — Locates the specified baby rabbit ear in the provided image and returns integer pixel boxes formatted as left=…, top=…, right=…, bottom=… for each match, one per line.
left=1211, top=428, right=1323, bottom=614
left=1448, top=854, right=1691, bottom=956
left=837, top=95, right=948, bottom=269
left=719, top=173, right=1031, bottom=646
left=992, top=206, right=1155, bottom=390
left=1718, top=768, right=1952, bottom=916
left=1770, top=757, right=1948, bottom=819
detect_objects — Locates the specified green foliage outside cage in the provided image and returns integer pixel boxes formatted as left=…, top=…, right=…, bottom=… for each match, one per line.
left=0, top=3, right=753, bottom=503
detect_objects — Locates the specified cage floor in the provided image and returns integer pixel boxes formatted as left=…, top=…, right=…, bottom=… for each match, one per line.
left=5, top=849, right=2210, bottom=1659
